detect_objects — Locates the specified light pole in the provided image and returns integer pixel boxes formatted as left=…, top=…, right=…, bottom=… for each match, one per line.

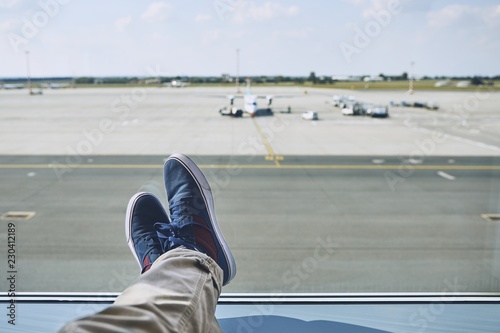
left=408, top=61, right=415, bottom=95
left=25, top=50, right=32, bottom=95
left=236, top=48, right=240, bottom=93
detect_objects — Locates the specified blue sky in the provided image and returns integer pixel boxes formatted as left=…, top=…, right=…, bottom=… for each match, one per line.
left=1, top=0, right=499, bottom=78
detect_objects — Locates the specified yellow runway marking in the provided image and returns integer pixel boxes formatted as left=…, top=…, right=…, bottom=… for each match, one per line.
left=0, top=164, right=499, bottom=170
left=251, top=118, right=283, bottom=166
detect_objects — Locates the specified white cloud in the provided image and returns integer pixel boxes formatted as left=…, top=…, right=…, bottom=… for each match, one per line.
left=141, top=1, right=172, bottom=22
left=232, top=2, right=300, bottom=23
left=360, top=0, right=406, bottom=18
left=195, top=13, right=212, bottom=23
left=0, top=0, right=22, bottom=8
left=115, top=16, right=132, bottom=33
left=426, top=4, right=473, bottom=28
left=483, top=4, right=500, bottom=27
left=345, top=0, right=429, bottom=19
left=343, top=0, right=366, bottom=5
left=0, top=18, right=18, bottom=33
left=425, top=4, right=500, bottom=29
left=363, top=0, right=386, bottom=13
left=287, top=5, right=300, bottom=16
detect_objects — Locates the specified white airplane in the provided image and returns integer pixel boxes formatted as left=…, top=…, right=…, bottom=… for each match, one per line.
left=164, top=80, right=189, bottom=88
left=50, top=82, right=70, bottom=89
left=219, top=78, right=294, bottom=117
left=41, top=82, right=70, bottom=89
left=2, top=83, right=25, bottom=89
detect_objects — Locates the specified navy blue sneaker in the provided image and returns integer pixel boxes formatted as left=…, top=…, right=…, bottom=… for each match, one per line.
left=126, top=192, right=169, bottom=273
left=155, top=153, right=236, bottom=285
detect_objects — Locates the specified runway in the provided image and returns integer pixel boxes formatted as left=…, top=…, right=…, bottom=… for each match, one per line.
left=0, top=87, right=499, bottom=294
left=0, top=155, right=499, bottom=293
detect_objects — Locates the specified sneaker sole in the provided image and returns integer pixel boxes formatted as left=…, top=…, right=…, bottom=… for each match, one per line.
left=166, top=153, right=237, bottom=285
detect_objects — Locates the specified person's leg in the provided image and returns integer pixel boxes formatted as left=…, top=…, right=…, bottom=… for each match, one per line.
left=60, top=154, right=236, bottom=332
left=60, top=248, right=223, bottom=333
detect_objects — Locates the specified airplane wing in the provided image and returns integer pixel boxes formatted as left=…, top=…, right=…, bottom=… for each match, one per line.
left=255, top=94, right=303, bottom=106
left=200, top=94, right=246, bottom=105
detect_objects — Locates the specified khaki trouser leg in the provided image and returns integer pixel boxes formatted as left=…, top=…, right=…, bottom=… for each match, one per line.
left=59, top=248, right=224, bottom=333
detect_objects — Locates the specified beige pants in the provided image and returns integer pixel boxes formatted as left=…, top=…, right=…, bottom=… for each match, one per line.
left=59, top=248, right=223, bottom=333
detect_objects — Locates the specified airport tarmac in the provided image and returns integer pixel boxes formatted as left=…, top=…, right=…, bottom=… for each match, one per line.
left=0, top=87, right=499, bottom=294
left=0, top=87, right=499, bottom=156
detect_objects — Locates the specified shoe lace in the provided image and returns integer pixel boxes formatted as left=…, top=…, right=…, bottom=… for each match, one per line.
left=143, top=235, right=157, bottom=249
left=154, top=200, right=212, bottom=253
left=169, top=199, right=198, bottom=224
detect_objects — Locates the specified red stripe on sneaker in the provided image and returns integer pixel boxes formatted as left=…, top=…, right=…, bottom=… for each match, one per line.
left=193, top=215, right=218, bottom=262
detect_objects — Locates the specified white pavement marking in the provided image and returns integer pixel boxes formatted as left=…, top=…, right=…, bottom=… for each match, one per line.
left=415, top=127, right=500, bottom=153
left=437, top=171, right=456, bottom=181
left=403, top=158, right=423, bottom=164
